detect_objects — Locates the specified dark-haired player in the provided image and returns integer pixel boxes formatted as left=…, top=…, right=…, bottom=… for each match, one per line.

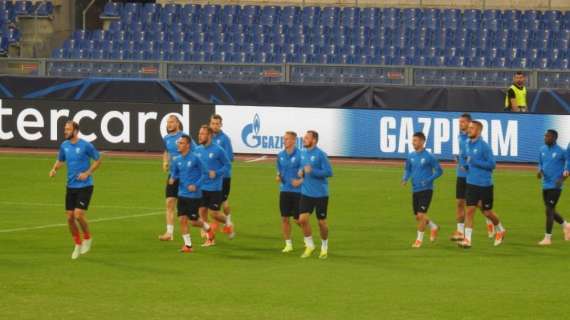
left=402, top=132, right=443, bottom=248
left=49, top=121, right=101, bottom=260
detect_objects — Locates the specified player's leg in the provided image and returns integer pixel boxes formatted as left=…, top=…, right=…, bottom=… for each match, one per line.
left=298, top=195, right=316, bottom=258
left=208, top=191, right=234, bottom=239
left=74, top=186, right=93, bottom=255
left=459, top=185, right=477, bottom=248
left=280, top=192, right=295, bottom=252
left=160, top=177, right=178, bottom=241
left=315, top=197, right=329, bottom=259
left=542, top=189, right=570, bottom=243
left=65, top=188, right=82, bottom=259
left=453, top=178, right=466, bottom=241
left=177, top=197, right=192, bottom=252
left=221, top=178, right=234, bottom=235
left=480, top=186, right=505, bottom=246
left=413, top=213, right=428, bottom=248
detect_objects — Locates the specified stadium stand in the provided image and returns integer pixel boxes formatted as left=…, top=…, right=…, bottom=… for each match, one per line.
left=0, top=0, right=54, bottom=55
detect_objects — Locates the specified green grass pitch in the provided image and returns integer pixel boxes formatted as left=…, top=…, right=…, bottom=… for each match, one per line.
left=1, top=153, right=569, bottom=320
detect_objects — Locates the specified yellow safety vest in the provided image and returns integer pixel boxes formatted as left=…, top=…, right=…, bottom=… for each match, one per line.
left=504, top=84, right=527, bottom=110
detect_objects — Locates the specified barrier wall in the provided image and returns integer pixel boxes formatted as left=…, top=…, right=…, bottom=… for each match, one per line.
left=217, top=105, right=570, bottom=163
left=0, top=99, right=214, bottom=151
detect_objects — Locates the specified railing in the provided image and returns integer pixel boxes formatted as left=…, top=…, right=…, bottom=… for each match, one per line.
left=2, top=57, right=570, bottom=89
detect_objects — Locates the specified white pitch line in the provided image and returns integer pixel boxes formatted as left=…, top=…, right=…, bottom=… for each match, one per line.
left=0, top=201, right=162, bottom=211
left=245, top=155, right=268, bottom=163
left=0, top=211, right=162, bottom=233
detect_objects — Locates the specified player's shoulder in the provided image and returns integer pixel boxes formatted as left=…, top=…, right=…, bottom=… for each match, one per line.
left=316, top=147, right=329, bottom=157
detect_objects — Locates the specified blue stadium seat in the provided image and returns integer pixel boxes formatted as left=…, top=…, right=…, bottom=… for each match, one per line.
left=102, top=2, right=121, bottom=18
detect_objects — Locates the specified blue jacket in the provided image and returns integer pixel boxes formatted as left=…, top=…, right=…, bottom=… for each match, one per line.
left=403, top=149, right=443, bottom=192
left=170, top=151, right=207, bottom=198
left=539, top=143, right=567, bottom=190
left=299, top=147, right=333, bottom=198
left=58, top=139, right=100, bottom=188
left=456, top=131, right=469, bottom=178
left=213, top=130, right=234, bottom=178
left=463, top=137, right=496, bottom=187
left=163, top=132, right=197, bottom=176
left=194, top=143, right=230, bottom=192
left=276, top=148, right=302, bottom=193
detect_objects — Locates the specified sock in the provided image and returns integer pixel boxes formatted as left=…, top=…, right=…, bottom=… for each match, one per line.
left=225, top=214, right=233, bottom=226
left=73, top=233, right=82, bottom=245
left=495, top=223, right=505, bottom=232
left=321, top=239, right=328, bottom=250
left=416, top=231, right=424, bottom=242
left=285, top=239, right=292, bottom=246
left=545, top=233, right=552, bottom=239
left=457, top=223, right=465, bottom=233
left=304, top=236, right=315, bottom=248
left=166, top=224, right=174, bottom=235
left=428, top=221, right=438, bottom=229
left=202, top=222, right=211, bottom=231
left=485, top=218, right=493, bottom=226
left=83, top=232, right=91, bottom=240
left=182, top=234, right=192, bottom=247
left=465, top=228, right=473, bottom=241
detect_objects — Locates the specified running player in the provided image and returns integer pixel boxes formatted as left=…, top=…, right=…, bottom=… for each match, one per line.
left=402, top=132, right=443, bottom=248
left=210, top=114, right=235, bottom=235
left=169, top=134, right=215, bottom=252
left=195, top=125, right=235, bottom=245
left=458, top=121, right=506, bottom=248
left=537, top=129, right=570, bottom=245
left=276, top=131, right=303, bottom=253
left=297, top=130, right=333, bottom=259
left=159, top=115, right=184, bottom=241
left=49, top=121, right=101, bottom=260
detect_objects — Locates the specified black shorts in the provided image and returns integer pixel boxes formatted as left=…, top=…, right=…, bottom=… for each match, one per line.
left=466, top=184, right=494, bottom=210
left=201, top=190, right=223, bottom=211
left=65, top=186, right=94, bottom=211
left=299, top=195, right=328, bottom=220
left=280, top=192, right=301, bottom=219
left=222, top=178, right=231, bottom=202
left=177, top=197, right=201, bottom=220
left=165, top=175, right=179, bottom=198
left=543, top=189, right=562, bottom=208
left=456, top=177, right=467, bottom=199
left=412, top=190, right=433, bottom=215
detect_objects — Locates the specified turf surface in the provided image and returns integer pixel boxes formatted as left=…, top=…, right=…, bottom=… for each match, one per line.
left=1, top=153, right=569, bottom=320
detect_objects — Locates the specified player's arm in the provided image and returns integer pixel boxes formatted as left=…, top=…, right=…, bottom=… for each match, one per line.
left=401, top=158, right=411, bottom=185
left=470, top=144, right=496, bottom=170
left=428, top=156, right=443, bottom=182
left=565, top=148, right=570, bottom=177
left=537, top=151, right=543, bottom=179
left=215, top=149, right=230, bottom=177
left=162, top=151, right=169, bottom=172
left=190, top=159, right=206, bottom=192
left=310, top=152, right=333, bottom=178
left=169, top=160, right=179, bottom=184
left=78, top=146, right=102, bottom=181
left=275, top=157, right=282, bottom=182
left=226, top=136, right=234, bottom=162
left=49, top=160, right=64, bottom=177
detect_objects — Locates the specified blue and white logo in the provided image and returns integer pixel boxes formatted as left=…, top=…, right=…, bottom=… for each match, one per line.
left=241, top=114, right=262, bottom=148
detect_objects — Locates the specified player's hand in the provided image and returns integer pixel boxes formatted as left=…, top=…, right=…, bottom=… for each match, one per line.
left=292, top=178, right=303, bottom=187
left=298, top=169, right=304, bottom=178
left=303, top=165, right=312, bottom=174
left=209, top=170, right=216, bottom=179
left=537, top=171, right=543, bottom=179
left=188, top=185, right=197, bottom=192
left=168, top=178, right=175, bottom=185
left=77, top=172, right=90, bottom=181
left=564, top=170, right=569, bottom=178
left=162, top=162, right=169, bottom=173
left=49, top=169, right=57, bottom=178
left=275, top=175, right=281, bottom=182
left=401, top=180, right=407, bottom=186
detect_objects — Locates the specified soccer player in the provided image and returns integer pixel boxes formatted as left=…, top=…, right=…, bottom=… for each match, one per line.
left=210, top=114, right=235, bottom=235
left=195, top=125, right=235, bottom=245
left=159, top=115, right=183, bottom=241
left=276, top=131, right=303, bottom=253
left=49, top=121, right=101, bottom=260
left=297, top=130, right=333, bottom=259
left=169, top=134, right=215, bottom=252
left=452, top=113, right=495, bottom=241
left=458, top=121, right=506, bottom=248
left=537, top=129, right=570, bottom=245
left=402, top=132, right=443, bottom=248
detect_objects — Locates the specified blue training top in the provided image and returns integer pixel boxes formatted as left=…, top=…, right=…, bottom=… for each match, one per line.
left=463, top=137, right=496, bottom=187
left=276, top=147, right=302, bottom=193
left=539, top=143, right=567, bottom=190
left=194, top=142, right=230, bottom=192
left=402, top=149, right=443, bottom=193
left=171, top=151, right=207, bottom=198
left=299, top=146, right=333, bottom=198
left=213, top=130, right=234, bottom=178
left=58, top=139, right=100, bottom=189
